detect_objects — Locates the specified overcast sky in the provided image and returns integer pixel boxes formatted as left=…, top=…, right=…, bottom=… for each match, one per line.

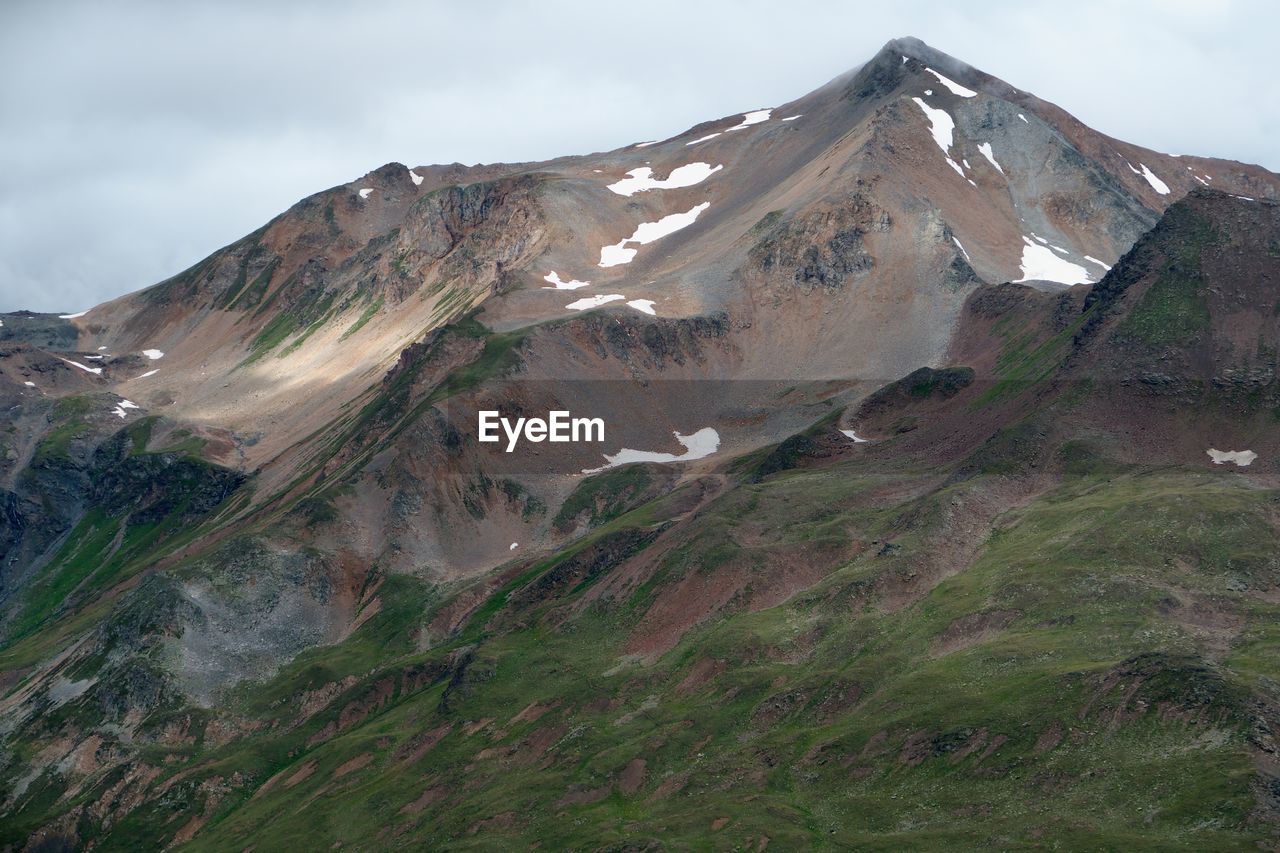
left=1, top=0, right=1276, bottom=313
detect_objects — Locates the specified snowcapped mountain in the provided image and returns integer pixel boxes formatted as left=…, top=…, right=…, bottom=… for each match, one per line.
left=2, top=37, right=1280, bottom=849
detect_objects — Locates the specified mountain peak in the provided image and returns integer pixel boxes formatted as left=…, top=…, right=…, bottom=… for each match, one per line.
left=881, top=36, right=984, bottom=91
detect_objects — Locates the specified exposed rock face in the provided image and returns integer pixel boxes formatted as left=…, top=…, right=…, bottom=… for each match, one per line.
left=747, top=193, right=891, bottom=291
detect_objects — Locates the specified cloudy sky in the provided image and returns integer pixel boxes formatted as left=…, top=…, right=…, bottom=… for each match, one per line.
left=1, top=0, right=1275, bottom=313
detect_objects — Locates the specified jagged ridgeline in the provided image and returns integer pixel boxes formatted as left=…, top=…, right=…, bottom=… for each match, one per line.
left=1, top=36, right=1280, bottom=849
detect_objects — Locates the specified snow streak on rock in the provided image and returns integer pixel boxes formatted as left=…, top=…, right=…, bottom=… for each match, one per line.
left=59, top=358, right=102, bottom=376
left=685, top=133, right=721, bottom=147
left=1139, top=163, right=1170, bottom=195
left=911, top=97, right=965, bottom=177
left=599, top=202, right=711, bottom=267
left=925, top=68, right=977, bottom=97
left=977, top=142, right=1004, bottom=174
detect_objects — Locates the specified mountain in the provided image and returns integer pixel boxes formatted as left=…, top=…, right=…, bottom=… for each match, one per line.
left=2, top=37, right=1280, bottom=849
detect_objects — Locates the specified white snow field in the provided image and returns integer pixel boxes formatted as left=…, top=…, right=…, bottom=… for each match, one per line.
left=1207, top=449, right=1257, bottom=467
left=1014, top=237, right=1093, bottom=286
left=582, top=427, right=720, bottom=474
left=607, top=163, right=722, bottom=197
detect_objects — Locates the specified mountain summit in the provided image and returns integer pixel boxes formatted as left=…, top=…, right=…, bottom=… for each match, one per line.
left=3, top=39, right=1280, bottom=849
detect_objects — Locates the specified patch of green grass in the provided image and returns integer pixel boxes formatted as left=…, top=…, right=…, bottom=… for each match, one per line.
left=4, top=509, right=119, bottom=642
left=553, top=465, right=653, bottom=530
left=31, top=395, right=92, bottom=463
left=10, top=455, right=1278, bottom=849
left=1117, top=207, right=1220, bottom=346
left=339, top=298, right=383, bottom=341
left=976, top=308, right=1095, bottom=405
left=225, top=256, right=280, bottom=311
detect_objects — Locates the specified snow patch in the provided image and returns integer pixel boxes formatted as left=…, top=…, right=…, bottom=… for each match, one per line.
left=634, top=140, right=660, bottom=148
left=509, top=542, right=519, bottom=551
left=60, top=358, right=102, bottom=376
left=566, top=294, right=625, bottom=311
left=911, top=97, right=958, bottom=157
left=726, top=109, right=771, bottom=131
left=58, top=310, right=88, bottom=319
left=925, top=67, right=977, bottom=97
left=408, top=169, right=423, bottom=186
left=110, top=400, right=139, bottom=419
left=97, top=346, right=107, bottom=351
left=977, top=141, right=1004, bottom=174
left=582, top=427, right=720, bottom=474
left=840, top=429, right=868, bottom=443
left=685, top=132, right=721, bottom=146
left=925, top=89, right=933, bottom=96
left=1232, top=195, right=1256, bottom=202
left=598, top=202, right=710, bottom=267
left=607, top=162, right=722, bottom=196
left=358, top=188, right=373, bottom=199
left=23, top=381, right=35, bottom=387
left=781, top=114, right=802, bottom=121
left=1138, top=163, right=1170, bottom=195
left=626, top=299, right=656, bottom=316
left=1207, top=449, right=1257, bottom=467
left=142, top=349, right=164, bottom=360
left=1083, top=255, right=1112, bottom=271
left=1192, top=174, right=1209, bottom=186
left=137, top=369, right=159, bottom=379
left=1014, top=237, right=1092, bottom=286
left=543, top=271, right=591, bottom=291
left=953, top=237, right=971, bottom=262
left=599, top=244, right=637, bottom=267
left=1018, top=113, right=1028, bottom=123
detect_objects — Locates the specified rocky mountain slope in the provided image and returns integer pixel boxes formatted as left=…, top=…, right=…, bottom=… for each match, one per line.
left=2, top=37, right=1280, bottom=849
